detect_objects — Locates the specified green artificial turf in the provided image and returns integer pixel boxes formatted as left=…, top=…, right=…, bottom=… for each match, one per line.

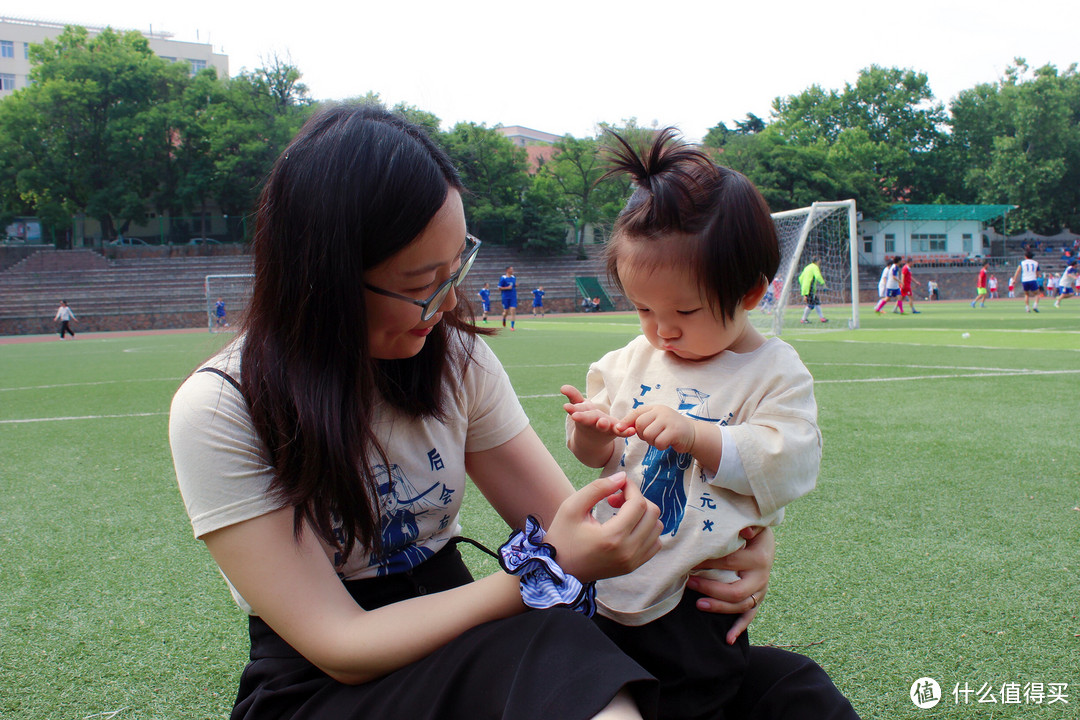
left=2, top=300, right=1078, bottom=718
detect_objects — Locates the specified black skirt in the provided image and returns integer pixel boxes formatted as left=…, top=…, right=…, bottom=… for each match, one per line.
left=230, top=543, right=658, bottom=720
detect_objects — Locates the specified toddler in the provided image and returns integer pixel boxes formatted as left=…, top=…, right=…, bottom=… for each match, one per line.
left=562, top=128, right=822, bottom=719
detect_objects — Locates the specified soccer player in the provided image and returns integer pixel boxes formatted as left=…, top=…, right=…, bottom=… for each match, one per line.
left=532, top=285, right=545, bottom=317
left=498, top=265, right=517, bottom=329
left=215, top=298, right=227, bottom=327
left=1012, top=251, right=1041, bottom=313
left=970, top=260, right=990, bottom=308
left=798, top=257, right=828, bottom=323
left=1054, top=260, right=1077, bottom=307
left=476, top=282, right=491, bottom=322
left=899, top=258, right=921, bottom=314
left=873, top=257, right=900, bottom=314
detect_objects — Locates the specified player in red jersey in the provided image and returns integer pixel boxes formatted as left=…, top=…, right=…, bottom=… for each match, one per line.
left=899, top=258, right=921, bottom=314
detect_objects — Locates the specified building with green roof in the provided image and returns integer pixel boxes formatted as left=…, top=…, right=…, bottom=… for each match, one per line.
left=858, top=204, right=1015, bottom=265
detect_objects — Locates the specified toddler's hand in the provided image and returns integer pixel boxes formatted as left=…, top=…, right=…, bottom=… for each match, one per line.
left=616, top=404, right=696, bottom=454
left=561, top=385, right=635, bottom=438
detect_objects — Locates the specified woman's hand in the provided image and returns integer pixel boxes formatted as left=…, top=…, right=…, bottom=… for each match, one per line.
left=544, top=472, right=662, bottom=583
left=685, top=526, right=775, bottom=645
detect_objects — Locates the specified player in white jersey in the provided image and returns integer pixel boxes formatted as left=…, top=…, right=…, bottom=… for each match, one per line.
left=1012, top=250, right=1041, bottom=313
left=1054, top=260, right=1077, bottom=307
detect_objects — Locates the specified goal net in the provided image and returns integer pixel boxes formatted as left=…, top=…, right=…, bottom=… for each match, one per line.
left=205, top=274, right=254, bottom=333
left=751, top=200, right=859, bottom=335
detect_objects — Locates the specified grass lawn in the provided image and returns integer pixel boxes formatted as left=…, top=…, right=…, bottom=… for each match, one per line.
left=2, top=298, right=1078, bottom=718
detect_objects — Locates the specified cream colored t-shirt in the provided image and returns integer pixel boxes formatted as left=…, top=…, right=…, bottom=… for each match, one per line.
left=169, top=333, right=529, bottom=614
left=577, top=335, right=821, bottom=625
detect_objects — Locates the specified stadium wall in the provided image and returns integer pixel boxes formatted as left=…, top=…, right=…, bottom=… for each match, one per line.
left=0, top=246, right=627, bottom=336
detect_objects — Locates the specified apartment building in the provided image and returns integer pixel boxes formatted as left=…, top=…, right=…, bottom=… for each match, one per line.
left=0, top=15, right=228, bottom=98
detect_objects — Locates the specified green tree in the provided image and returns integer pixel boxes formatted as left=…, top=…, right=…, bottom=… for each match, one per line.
left=206, top=58, right=315, bottom=220
left=0, top=26, right=189, bottom=243
left=541, top=135, right=609, bottom=258
left=443, top=122, right=529, bottom=245
left=949, top=60, right=1080, bottom=232
left=518, top=172, right=570, bottom=253
left=770, top=65, right=948, bottom=207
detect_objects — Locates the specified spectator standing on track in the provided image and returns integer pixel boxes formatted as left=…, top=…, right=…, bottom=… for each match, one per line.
left=54, top=300, right=77, bottom=339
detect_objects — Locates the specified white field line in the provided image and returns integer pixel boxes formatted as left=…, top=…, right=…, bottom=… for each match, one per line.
left=814, top=368, right=1080, bottom=384
left=0, top=377, right=182, bottom=392
left=0, top=411, right=168, bottom=425
left=9, top=366, right=1076, bottom=422
left=813, top=362, right=1030, bottom=372
left=519, top=365, right=1080, bottom=398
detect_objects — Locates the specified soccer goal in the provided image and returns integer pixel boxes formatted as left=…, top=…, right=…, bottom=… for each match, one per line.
left=751, top=200, right=860, bottom=336
left=204, top=274, right=254, bottom=333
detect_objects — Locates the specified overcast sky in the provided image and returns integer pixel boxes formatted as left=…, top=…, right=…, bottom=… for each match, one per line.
left=23, top=0, right=1080, bottom=140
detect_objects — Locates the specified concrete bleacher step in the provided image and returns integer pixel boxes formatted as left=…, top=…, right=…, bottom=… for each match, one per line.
left=0, top=244, right=622, bottom=334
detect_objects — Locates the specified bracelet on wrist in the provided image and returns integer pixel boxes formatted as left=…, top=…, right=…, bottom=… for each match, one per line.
left=499, top=516, right=596, bottom=617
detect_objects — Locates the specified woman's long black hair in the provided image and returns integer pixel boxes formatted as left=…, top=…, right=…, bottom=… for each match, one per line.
left=240, top=103, right=477, bottom=558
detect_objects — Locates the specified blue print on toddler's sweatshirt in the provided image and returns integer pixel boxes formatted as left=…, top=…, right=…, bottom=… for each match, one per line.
left=640, top=445, right=693, bottom=535
left=634, top=387, right=724, bottom=536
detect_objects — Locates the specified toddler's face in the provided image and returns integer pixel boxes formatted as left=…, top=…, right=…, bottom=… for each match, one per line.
left=620, top=262, right=758, bottom=361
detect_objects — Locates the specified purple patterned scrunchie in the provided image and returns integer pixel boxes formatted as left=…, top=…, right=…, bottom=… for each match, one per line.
left=498, top=516, right=596, bottom=617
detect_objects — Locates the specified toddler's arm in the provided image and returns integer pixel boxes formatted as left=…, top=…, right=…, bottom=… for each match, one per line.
left=615, top=404, right=725, bottom=476
left=561, top=384, right=633, bottom=468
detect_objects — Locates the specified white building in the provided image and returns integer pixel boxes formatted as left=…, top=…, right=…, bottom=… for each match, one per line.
left=0, top=15, right=228, bottom=98
left=858, top=204, right=1015, bottom=265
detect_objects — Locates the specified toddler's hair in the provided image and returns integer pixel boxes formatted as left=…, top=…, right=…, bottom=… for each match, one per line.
left=602, top=127, right=779, bottom=322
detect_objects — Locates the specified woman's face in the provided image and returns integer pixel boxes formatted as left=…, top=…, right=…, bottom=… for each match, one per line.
left=363, top=190, right=467, bottom=360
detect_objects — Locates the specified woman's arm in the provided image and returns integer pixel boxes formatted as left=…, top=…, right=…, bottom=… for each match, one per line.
left=466, top=425, right=574, bottom=529
left=466, top=425, right=773, bottom=639
left=466, top=427, right=662, bottom=581
left=203, top=474, right=660, bottom=686
left=203, top=507, right=523, bottom=685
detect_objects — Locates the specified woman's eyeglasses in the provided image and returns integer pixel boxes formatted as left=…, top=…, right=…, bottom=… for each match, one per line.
left=364, top=234, right=482, bottom=321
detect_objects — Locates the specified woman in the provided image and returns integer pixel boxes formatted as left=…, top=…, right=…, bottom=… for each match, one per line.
left=170, top=104, right=851, bottom=719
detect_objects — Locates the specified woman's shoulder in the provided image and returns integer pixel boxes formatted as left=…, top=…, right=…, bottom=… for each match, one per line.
left=172, top=339, right=246, bottom=412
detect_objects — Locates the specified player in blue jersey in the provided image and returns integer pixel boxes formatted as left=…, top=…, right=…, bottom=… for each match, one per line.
left=499, top=266, right=517, bottom=330
left=215, top=298, right=228, bottom=327
left=532, top=285, right=545, bottom=317
left=477, top=282, right=491, bottom=322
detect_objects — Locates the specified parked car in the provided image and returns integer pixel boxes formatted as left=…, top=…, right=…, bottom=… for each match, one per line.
left=107, top=236, right=151, bottom=246
left=187, top=237, right=222, bottom=245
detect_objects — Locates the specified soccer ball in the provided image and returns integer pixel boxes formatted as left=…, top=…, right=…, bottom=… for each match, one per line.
left=961, top=332, right=971, bottom=339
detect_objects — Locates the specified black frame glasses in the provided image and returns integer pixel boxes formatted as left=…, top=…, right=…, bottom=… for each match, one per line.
left=364, top=234, right=482, bottom=321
